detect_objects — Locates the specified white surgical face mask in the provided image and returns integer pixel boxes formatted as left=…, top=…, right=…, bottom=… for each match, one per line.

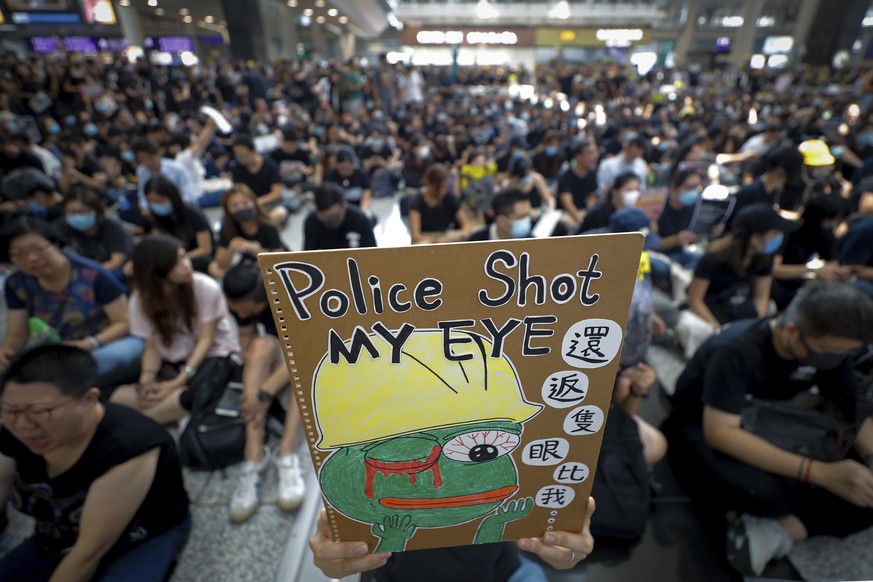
left=621, top=190, right=640, bottom=207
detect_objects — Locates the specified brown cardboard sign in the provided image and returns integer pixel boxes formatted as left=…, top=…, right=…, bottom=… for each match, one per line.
left=258, top=233, right=643, bottom=553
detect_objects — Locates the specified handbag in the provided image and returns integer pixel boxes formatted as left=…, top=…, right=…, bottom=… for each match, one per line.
left=740, top=395, right=857, bottom=462
left=177, top=355, right=246, bottom=471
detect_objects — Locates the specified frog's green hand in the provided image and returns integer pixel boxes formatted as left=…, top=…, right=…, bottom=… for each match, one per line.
left=372, top=514, right=416, bottom=553
left=474, top=497, right=534, bottom=544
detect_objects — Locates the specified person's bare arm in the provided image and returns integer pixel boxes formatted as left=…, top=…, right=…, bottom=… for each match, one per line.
left=0, top=454, right=14, bottom=514
left=101, top=252, right=128, bottom=274
left=146, top=318, right=219, bottom=406
left=686, top=277, right=720, bottom=328
left=76, top=171, right=108, bottom=193
left=534, top=173, right=555, bottom=209
left=187, top=230, right=214, bottom=259
left=360, top=188, right=373, bottom=210
left=559, top=192, right=583, bottom=224
left=752, top=275, right=772, bottom=318
left=48, top=449, right=160, bottom=582
left=705, top=406, right=873, bottom=507
left=408, top=209, right=432, bottom=244
left=0, top=308, right=29, bottom=370
left=455, top=203, right=471, bottom=237
left=258, top=183, right=284, bottom=206
left=189, top=118, right=217, bottom=158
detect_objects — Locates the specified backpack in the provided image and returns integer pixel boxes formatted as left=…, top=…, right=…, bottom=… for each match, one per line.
left=589, top=407, right=652, bottom=541
left=178, top=355, right=246, bottom=471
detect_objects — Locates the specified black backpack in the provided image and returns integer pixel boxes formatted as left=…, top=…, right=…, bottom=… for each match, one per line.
left=589, top=407, right=652, bottom=541
left=177, top=355, right=246, bottom=471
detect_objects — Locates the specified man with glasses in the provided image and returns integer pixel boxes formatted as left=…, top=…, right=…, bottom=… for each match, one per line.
left=0, top=345, right=191, bottom=581
left=665, top=281, right=873, bottom=576
left=303, top=183, right=376, bottom=251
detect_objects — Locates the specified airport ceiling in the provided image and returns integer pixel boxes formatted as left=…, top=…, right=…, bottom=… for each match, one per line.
left=128, top=0, right=372, bottom=37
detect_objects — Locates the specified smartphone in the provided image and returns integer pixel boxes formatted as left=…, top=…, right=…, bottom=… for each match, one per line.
left=215, top=382, right=244, bottom=417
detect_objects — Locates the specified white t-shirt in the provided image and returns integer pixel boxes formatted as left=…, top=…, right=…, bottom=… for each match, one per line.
left=174, top=148, right=206, bottom=199
left=129, top=272, right=240, bottom=362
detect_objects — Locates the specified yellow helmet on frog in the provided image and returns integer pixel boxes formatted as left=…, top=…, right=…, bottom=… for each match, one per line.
left=313, top=329, right=542, bottom=449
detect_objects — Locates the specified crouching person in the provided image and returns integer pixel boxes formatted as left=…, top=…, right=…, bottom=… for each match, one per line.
left=0, top=345, right=190, bottom=581
left=222, top=257, right=306, bottom=523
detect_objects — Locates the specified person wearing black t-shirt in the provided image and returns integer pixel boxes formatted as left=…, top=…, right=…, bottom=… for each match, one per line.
left=556, top=140, right=600, bottom=227
left=143, top=176, right=214, bottom=273
left=578, top=172, right=641, bottom=234
left=655, top=169, right=703, bottom=269
left=687, top=204, right=799, bottom=329
left=304, top=183, right=376, bottom=250
left=0, top=345, right=191, bottom=581
left=56, top=186, right=133, bottom=282
left=324, top=149, right=373, bottom=210
left=725, top=146, right=803, bottom=229
left=771, top=194, right=851, bottom=309
left=269, top=127, right=315, bottom=190
left=209, top=183, right=288, bottom=280
left=408, top=163, right=469, bottom=244
left=665, top=282, right=873, bottom=576
left=232, top=134, right=288, bottom=225
left=0, top=134, right=44, bottom=177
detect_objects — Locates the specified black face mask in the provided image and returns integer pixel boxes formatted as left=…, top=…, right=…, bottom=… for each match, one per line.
left=790, top=333, right=848, bottom=370
left=232, top=207, right=257, bottom=223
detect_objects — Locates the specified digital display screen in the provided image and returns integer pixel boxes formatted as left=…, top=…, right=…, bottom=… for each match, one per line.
left=12, top=11, right=79, bottom=22
left=30, top=36, right=60, bottom=53
left=97, top=37, right=128, bottom=51
left=62, top=36, right=98, bottom=52
left=145, top=36, right=194, bottom=53
left=6, top=0, right=71, bottom=9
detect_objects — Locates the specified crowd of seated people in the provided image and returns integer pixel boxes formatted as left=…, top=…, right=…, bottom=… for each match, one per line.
left=0, top=51, right=872, bottom=580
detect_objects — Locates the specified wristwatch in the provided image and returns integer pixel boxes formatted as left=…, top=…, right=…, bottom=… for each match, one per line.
left=257, top=389, right=274, bottom=403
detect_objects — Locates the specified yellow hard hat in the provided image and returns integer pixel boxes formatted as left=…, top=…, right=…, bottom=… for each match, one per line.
left=313, top=329, right=542, bottom=449
left=799, top=139, right=835, bottom=167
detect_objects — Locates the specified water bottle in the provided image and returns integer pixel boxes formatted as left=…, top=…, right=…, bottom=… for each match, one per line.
left=27, top=317, right=61, bottom=348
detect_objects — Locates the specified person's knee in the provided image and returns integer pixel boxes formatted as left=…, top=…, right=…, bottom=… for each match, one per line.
left=246, top=336, right=279, bottom=368
left=636, top=416, right=668, bottom=467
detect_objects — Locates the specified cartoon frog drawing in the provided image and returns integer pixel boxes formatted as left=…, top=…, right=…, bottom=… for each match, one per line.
left=313, top=329, right=543, bottom=552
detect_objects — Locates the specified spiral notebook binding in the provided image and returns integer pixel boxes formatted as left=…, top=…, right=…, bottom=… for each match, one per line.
left=263, top=266, right=341, bottom=542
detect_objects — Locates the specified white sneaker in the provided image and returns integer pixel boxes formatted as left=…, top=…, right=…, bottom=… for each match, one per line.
left=726, top=513, right=794, bottom=576
left=229, top=449, right=271, bottom=523
left=276, top=453, right=305, bottom=511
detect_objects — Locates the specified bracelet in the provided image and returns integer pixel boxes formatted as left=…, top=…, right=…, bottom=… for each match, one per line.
left=797, top=457, right=807, bottom=481
left=182, top=364, right=197, bottom=378
left=86, top=336, right=102, bottom=349
left=803, top=458, right=814, bottom=484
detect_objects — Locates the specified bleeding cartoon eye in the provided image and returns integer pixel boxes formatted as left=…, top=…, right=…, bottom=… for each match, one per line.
left=442, top=430, right=520, bottom=463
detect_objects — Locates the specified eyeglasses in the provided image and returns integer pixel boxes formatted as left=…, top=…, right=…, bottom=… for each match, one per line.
left=9, top=242, right=53, bottom=261
left=0, top=398, right=75, bottom=424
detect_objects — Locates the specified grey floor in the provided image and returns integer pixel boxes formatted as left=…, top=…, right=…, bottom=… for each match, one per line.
left=3, top=195, right=871, bottom=581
